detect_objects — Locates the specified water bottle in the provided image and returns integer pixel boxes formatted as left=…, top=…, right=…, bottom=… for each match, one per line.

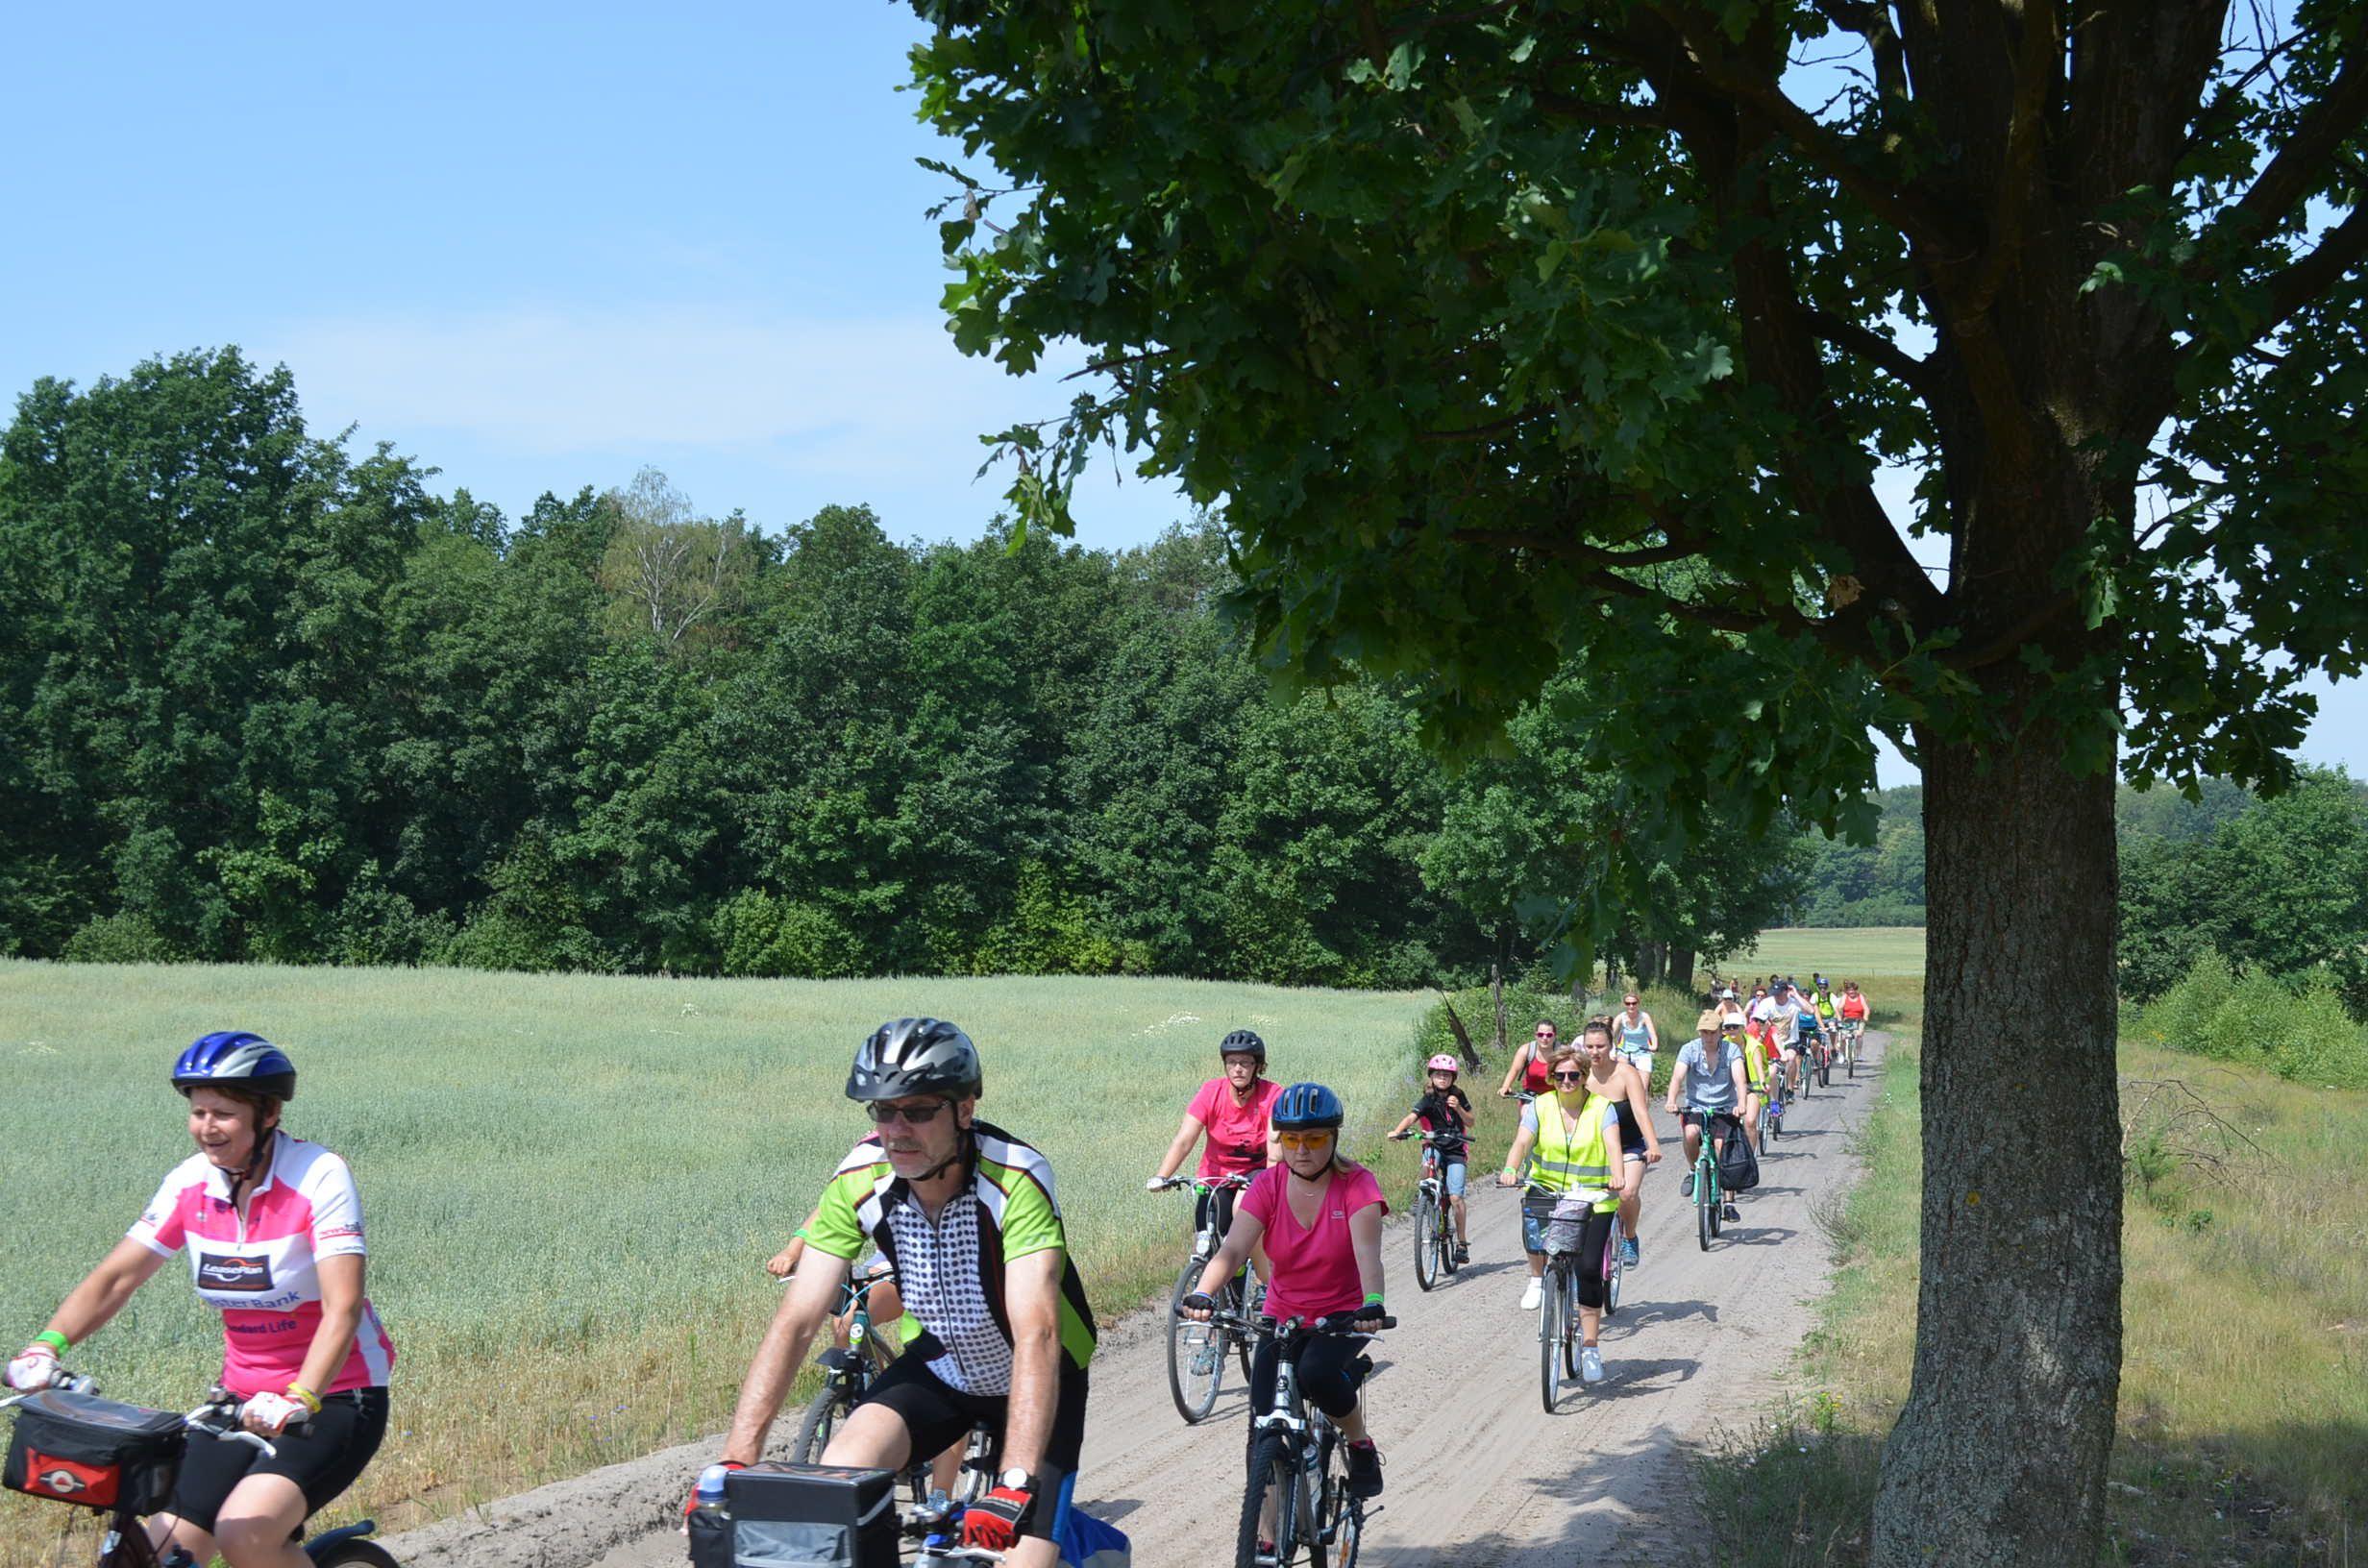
left=692, top=1463, right=731, bottom=1517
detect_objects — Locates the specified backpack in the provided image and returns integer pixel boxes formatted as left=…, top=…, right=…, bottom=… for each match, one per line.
left=1717, top=1126, right=1761, bottom=1193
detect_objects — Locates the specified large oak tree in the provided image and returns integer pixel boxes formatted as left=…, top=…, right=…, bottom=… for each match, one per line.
left=906, top=1, right=2367, bottom=1559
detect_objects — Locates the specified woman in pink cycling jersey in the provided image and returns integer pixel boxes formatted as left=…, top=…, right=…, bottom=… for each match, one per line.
left=5, top=1033, right=395, bottom=1568
left=1182, top=1082, right=1388, bottom=1507
left=1148, top=1028, right=1283, bottom=1240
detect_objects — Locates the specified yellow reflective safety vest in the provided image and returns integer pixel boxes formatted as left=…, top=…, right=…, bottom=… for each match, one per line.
left=1531, top=1092, right=1618, bottom=1213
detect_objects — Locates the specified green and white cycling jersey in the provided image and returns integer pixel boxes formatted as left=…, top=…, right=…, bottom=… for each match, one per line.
left=803, top=1120, right=1097, bottom=1395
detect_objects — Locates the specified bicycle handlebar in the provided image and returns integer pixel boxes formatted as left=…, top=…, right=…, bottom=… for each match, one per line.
left=1151, top=1172, right=1255, bottom=1193
left=3, top=1375, right=286, bottom=1457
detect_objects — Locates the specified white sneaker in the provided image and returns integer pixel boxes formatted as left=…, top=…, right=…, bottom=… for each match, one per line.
left=1519, top=1278, right=1542, bottom=1311
left=1580, top=1347, right=1605, bottom=1384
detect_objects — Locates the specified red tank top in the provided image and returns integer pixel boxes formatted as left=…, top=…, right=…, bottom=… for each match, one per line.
left=1521, top=1049, right=1553, bottom=1094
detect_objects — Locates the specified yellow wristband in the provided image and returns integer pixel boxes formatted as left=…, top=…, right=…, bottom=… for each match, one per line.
left=285, top=1384, right=323, bottom=1414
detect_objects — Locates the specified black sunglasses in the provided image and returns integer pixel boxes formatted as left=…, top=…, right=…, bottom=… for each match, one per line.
left=1549, top=1070, right=1589, bottom=1083
left=866, top=1100, right=950, bottom=1126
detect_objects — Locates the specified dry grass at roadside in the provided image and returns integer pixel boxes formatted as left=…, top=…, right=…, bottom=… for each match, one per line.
left=0, top=962, right=1432, bottom=1566
left=1696, top=981, right=2368, bottom=1566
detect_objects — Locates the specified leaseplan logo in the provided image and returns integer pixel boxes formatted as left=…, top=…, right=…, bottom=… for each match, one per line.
left=196, top=1253, right=275, bottom=1292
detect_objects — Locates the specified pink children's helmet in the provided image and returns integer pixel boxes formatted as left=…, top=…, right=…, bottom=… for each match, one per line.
left=1425, top=1054, right=1460, bottom=1073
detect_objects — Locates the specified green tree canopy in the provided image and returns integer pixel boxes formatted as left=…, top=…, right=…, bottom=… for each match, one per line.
left=908, top=3, right=2368, bottom=1559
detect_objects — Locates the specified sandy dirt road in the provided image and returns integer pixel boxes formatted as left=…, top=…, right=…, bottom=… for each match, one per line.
left=502, top=1036, right=1889, bottom=1568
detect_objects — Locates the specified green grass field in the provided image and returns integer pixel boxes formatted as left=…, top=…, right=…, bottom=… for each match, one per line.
left=1698, top=983, right=2368, bottom=1565
left=0, top=962, right=1431, bottom=1555
left=1724, top=926, right=1927, bottom=980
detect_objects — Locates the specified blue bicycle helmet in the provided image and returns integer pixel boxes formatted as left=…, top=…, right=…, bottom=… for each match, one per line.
left=172, top=1031, right=297, bottom=1103
left=1270, top=1082, right=1344, bottom=1131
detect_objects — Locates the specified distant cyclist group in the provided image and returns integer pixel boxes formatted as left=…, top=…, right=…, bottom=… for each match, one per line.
left=7, top=979, right=1871, bottom=1568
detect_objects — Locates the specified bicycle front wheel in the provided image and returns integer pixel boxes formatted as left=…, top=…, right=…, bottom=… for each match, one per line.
left=1167, top=1258, right=1224, bottom=1423
left=1538, top=1266, right=1562, bottom=1413
left=1697, top=1171, right=1714, bottom=1251
left=1817, top=1047, right=1832, bottom=1089
left=1237, top=1433, right=1321, bottom=1568
left=796, top=1381, right=856, bottom=1463
left=1558, top=1267, right=1582, bottom=1380
left=1412, top=1190, right=1440, bottom=1292
left=308, top=1541, right=400, bottom=1568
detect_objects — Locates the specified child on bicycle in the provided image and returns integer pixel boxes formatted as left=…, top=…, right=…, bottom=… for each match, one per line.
left=1183, top=1083, right=1388, bottom=1501
left=1388, top=1054, right=1475, bottom=1264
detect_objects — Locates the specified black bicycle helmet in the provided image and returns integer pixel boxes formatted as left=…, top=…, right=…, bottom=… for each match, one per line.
left=1270, top=1082, right=1345, bottom=1130
left=846, top=1017, right=982, bottom=1103
left=1219, top=1028, right=1267, bottom=1064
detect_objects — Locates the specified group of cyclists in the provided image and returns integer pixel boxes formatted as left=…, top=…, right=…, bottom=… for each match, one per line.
left=7, top=983, right=1871, bottom=1565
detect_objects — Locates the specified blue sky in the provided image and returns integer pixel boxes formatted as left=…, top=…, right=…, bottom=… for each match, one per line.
left=3, top=2, right=2358, bottom=785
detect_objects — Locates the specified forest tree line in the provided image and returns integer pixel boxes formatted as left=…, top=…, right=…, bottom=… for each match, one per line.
left=1, top=349, right=1810, bottom=988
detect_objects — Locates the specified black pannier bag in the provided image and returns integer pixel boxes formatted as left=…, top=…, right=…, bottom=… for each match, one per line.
left=3, top=1388, right=186, bottom=1513
left=1718, top=1118, right=1762, bottom=1193
left=686, top=1463, right=900, bottom=1568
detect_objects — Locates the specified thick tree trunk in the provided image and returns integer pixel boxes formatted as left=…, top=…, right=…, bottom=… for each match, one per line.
left=1637, top=940, right=1666, bottom=988
left=1872, top=734, right=2123, bottom=1565
left=1668, top=946, right=1694, bottom=994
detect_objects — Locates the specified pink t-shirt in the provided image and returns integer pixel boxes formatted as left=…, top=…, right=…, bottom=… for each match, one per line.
left=1239, top=1162, right=1388, bottom=1322
left=130, top=1132, right=397, bottom=1397
left=1187, top=1077, right=1284, bottom=1178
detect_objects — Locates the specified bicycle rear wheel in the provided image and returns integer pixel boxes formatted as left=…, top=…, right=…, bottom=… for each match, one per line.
left=1317, top=1426, right=1362, bottom=1568
left=1604, top=1231, right=1624, bottom=1316
left=794, top=1382, right=854, bottom=1463
left=1167, top=1258, right=1224, bottom=1424
left=1412, top=1190, right=1440, bottom=1292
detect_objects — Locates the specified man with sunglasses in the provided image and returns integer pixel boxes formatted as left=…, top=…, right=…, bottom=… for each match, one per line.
left=714, top=1018, right=1095, bottom=1567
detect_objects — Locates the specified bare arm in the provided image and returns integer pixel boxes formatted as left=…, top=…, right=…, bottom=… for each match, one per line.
left=1349, top=1201, right=1385, bottom=1304
left=1194, top=1206, right=1269, bottom=1298
left=1152, top=1115, right=1206, bottom=1183
left=1495, top=1118, right=1538, bottom=1185
left=1387, top=1112, right=1418, bottom=1138
left=1497, top=1043, right=1529, bottom=1097
left=996, top=1249, right=1066, bottom=1478
left=723, top=1250, right=851, bottom=1464
left=1665, top=1055, right=1690, bottom=1114
left=1621, top=1065, right=1662, bottom=1161
left=290, top=1254, right=364, bottom=1399
left=40, top=1238, right=168, bottom=1347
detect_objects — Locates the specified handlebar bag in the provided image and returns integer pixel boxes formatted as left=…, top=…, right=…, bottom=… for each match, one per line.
left=687, top=1462, right=900, bottom=1568
left=3, top=1389, right=186, bottom=1513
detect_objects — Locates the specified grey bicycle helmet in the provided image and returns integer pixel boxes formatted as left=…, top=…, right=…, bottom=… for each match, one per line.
left=846, top=1017, right=982, bottom=1103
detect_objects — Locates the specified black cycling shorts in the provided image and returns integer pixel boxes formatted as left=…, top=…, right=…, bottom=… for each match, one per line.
left=859, top=1352, right=1087, bottom=1544
left=166, top=1387, right=388, bottom=1533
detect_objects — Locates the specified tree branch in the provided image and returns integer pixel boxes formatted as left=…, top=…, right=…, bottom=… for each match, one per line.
left=2173, top=200, right=2368, bottom=375
left=1642, top=12, right=1968, bottom=261
left=2209, top=47, right=2368, bottom=247
left=1446, top=527, right=1699, bottom=569
left=1804, top=307, right=1938, bottom=396
left=1532, top=90, right=1672, bottom=132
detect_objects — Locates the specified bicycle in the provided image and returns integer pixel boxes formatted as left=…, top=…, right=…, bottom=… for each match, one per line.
left=1, top=1374, right=396, bottom=1568
left=1151, top=1172, right=1258, bottom=1423
left=1685, top=1112, right=1742, bottom=1251
left=1522, top=1186, right=1610, bottom=1412
left=1389, top=1131, right=1468, bottom=1292
left=1212, top=1310, right=1393, bottom=1568
left=790, top=1268, right=992, bottom=1518
left=1809, top=1027, right=1833, bottom=1089
left=1839, top=1016, right=1864, bottom=1078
